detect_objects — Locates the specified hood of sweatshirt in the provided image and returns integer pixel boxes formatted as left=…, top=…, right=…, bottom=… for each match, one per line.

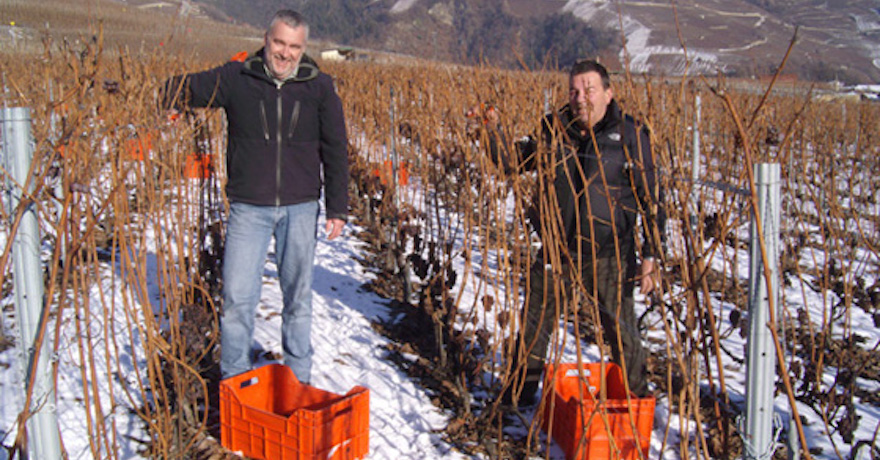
left=243, top=48, right=321, bottom=84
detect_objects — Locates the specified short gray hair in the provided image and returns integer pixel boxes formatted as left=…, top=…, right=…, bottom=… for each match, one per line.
left=269, top=10, right=309, bottom=40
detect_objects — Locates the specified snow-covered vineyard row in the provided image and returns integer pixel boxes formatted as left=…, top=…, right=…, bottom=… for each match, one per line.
left=0, top=38, right=878, bottom=460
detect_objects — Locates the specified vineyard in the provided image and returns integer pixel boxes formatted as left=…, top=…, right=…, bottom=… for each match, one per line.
left=0, top=10, right=879, bottom=460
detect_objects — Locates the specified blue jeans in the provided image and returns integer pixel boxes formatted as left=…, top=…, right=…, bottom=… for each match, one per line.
left=220, top=201, right=319, bottom=383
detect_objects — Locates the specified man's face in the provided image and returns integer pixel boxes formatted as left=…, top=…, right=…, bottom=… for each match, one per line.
left=569, top=71, right=613, bottom=128
left=264, top=20, right=307, bottom=80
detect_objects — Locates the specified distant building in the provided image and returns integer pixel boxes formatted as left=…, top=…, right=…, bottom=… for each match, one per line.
left=321, top=47, right=355, bottom=62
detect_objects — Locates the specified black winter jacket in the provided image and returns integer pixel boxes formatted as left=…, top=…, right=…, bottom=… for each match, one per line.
left=165, top=51, right=349, bottom=219
left=491, top=100, right=664, bottom=262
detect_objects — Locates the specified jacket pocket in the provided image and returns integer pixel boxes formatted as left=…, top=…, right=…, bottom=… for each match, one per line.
left=287, top=100, right=301, bottom=142
left=259, top=100, right=270, bottom=144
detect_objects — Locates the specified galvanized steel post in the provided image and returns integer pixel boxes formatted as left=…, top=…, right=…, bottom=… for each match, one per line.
left=389, top=87, right=399, bottom=207
left=2, top=107, right=62, bottom=460
left=744, top=163, right=781, bottom=460
left=544, top=88, right=551, bottom=113
left=689, top=93, right=701, bottom=233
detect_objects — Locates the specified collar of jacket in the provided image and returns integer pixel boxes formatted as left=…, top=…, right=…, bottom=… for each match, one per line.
left=558, top=99, right=622, bottom=143
left=242, top=48, right=321, bottom=84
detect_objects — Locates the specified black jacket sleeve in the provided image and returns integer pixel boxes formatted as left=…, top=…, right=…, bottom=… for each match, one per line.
left=161, top=63, right=234, bottom=111
left=483, top=113, right=557, bottom=174
left=318, top=76, right=350, bottom=221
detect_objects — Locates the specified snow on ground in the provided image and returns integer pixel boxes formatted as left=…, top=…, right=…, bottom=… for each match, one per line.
left=0, top=159, right=878, bottom=459
left=2, top=184, right=879, bottom=458
left=0, top=211, right=470, bottom=459
left=254, top=220, right=468, bottom=459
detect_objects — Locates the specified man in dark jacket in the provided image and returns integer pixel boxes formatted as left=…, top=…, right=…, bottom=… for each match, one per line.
left=164, top=10, right=349, bottom=383
left=486, top=60, right=664, bottom=405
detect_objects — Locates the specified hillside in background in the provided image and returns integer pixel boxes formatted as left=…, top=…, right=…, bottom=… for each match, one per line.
left=198, top=0, right=880, bottom=84
left=6, top=0, right=875, bottom=83
left=196, top=0, right=617, bottom=71
left=0, top=0, right=264, bottom=63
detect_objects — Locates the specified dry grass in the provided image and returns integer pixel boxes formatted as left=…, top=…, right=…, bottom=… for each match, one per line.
left=0, top=0, right=262, bottom=62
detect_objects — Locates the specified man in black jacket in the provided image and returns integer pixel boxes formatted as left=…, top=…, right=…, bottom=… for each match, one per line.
left=486, top=60, right=664, bottom=405
left=164, top=10, right=349, bottom=383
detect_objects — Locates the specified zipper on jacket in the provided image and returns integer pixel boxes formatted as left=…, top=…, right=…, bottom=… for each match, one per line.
left=287, top=100, right=301, bottom=142
left=275, top=82, right=283, bottom=206
left=259, top=101, right=270, bottom=144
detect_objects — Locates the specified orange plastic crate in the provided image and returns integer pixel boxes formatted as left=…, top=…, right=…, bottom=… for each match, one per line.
left=220, top=364, right=369, bottom=460
left=371, top=160, right=408, bottom=186
left=126, top=132, right=153, bottom=161
left=185, top=152, right=214, bottom=179
left=541, top=363, right=655, bottom=460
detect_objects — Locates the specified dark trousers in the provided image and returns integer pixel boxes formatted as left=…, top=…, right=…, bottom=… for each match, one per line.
left=508, top=250, right=649, bottom=402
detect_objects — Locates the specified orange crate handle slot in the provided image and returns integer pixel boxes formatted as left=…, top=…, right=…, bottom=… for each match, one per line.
left=243, top=405, right=287, bottom=433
